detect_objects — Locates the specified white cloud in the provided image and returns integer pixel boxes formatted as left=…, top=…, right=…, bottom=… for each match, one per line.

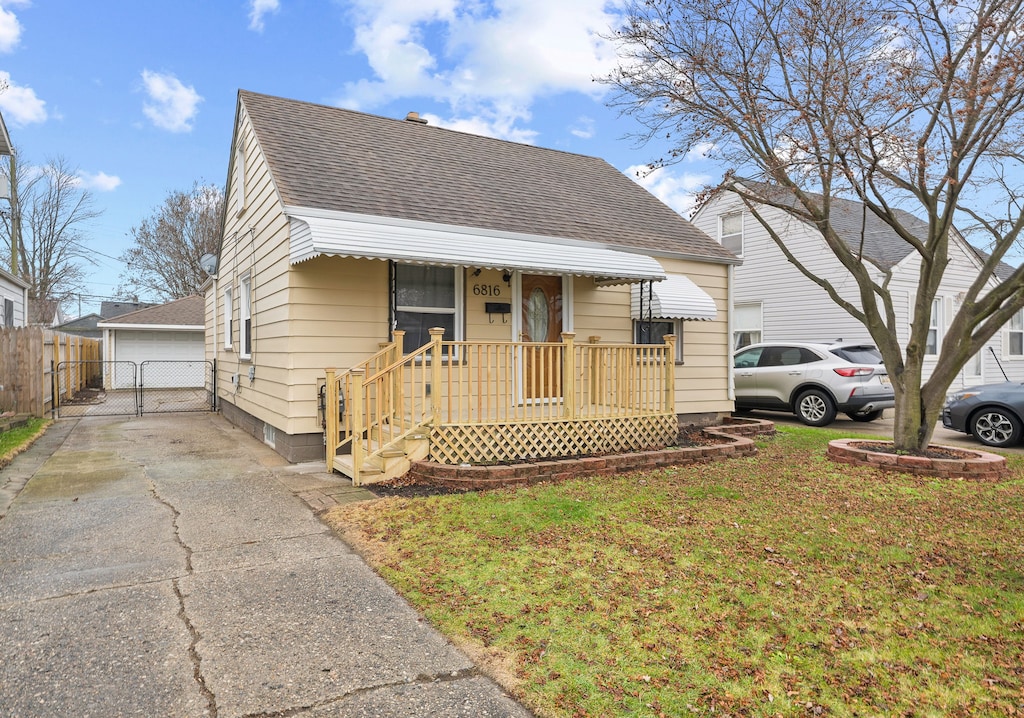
left=339, top=0, right=625, bottom=138
left=569, top=116, right=596, bottom=139
left=76, top=171, right=122, bottom=192
left=625, top=164, right=711, bottom=218
left=0, top=1, right=24, bottom=53
left=248, top=0, right=280, bottom=32
left=0, top=71, right=46, bottom=125
left=420, top=102, right=539, bottom=143
left=140, top=70, right=202, bottom=132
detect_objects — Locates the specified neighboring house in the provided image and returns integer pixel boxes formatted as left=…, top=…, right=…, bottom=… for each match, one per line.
left=98, top=296, right=206, bottom=389
left=54, top=312, right=104, bottom=340
left=691, top=183, right=1024, bottom=390
left=207, top=90, right=740, bottom=472
left=100, top=300, right=160, bottom=318
left=0, top=267, right=29, bottom=328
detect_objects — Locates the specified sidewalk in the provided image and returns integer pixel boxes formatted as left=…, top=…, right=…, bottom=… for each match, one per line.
left=0, top=414, right=533, bottom=717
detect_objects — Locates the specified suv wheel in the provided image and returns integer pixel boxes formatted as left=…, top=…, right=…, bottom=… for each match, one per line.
left=970, top=408, right=1023, bottom=448
left=795, top=389, right=837, bottom=427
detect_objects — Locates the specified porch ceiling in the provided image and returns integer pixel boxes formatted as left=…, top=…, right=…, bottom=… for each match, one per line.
left=631, top=274, right=718, bottom=321
left=286, top=206, right=667, bottom=284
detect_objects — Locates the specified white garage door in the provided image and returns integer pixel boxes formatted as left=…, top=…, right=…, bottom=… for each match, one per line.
left=114, top=330, right=206, bottom=388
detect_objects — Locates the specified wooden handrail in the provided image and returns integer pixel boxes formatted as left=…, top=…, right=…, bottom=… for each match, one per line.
left=325, top=333, right=677, bottom=474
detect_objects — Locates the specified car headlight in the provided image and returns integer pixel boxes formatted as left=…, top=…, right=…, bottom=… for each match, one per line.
left=946, top=391, right=980, bottom=406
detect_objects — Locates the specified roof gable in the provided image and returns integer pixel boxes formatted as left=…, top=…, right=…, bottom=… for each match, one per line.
left=235, top=90, right=735, bottom=263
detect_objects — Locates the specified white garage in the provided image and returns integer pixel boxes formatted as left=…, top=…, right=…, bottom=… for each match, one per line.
left=98, top=296, right=207, bottom=389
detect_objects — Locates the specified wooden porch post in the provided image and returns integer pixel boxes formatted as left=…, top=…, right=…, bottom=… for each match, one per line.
left=561, top=332, right=576, bottom=419
left=428, top=327, right=444, bottom=426
left=350, top=368, right=365, bottom=485
left=324, top=367, right=337, bottom=473
left=664, top=334, right=676, bottom=413
left=391, top=330, right=406, bottom=427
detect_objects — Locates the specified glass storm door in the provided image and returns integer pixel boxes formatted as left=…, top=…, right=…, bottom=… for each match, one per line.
left=520, top=274, right=563, bottom=400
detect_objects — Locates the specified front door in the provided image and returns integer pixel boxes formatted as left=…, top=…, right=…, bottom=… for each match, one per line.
left=521, top=274, right=563, bottom=400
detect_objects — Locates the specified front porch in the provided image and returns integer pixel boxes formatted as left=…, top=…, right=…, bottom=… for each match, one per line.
left=324, top=329, right=679, bottom=484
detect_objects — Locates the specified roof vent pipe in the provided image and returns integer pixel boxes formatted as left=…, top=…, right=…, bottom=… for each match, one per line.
left=405, top=111, right=428, bottom=125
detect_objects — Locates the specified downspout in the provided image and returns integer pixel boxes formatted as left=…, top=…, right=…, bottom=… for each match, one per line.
left=727, top=264, right=735, bottom=402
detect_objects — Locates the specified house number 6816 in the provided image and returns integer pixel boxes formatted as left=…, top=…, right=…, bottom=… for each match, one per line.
left=472, top=284, right=501, bottom=296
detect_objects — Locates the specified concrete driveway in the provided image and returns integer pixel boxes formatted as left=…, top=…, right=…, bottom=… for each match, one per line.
left=0, top=414, right=532, bottom=717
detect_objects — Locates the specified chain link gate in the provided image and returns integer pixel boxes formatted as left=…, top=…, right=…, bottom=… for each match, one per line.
left=54, top=360, right=216, bottom=417
left=139, top=360, right=215, bottom=414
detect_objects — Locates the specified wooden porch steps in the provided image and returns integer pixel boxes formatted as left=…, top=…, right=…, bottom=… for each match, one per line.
left=332, top=428, right=430, bottom=485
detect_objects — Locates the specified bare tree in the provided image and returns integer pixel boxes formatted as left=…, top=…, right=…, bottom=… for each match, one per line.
left=0, top=154, right=99, bottom=323
left=606, top=0, right=1024, bottom=452
left=118, top=182, right=225, bottom=301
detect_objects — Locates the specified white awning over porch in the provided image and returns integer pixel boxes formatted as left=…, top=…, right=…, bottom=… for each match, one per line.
left=630, top=274, right=718, bottom=321
left=286, top=206, right=667, bottom=284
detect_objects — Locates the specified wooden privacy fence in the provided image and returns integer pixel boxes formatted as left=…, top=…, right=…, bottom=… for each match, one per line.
left=0, top=327, right=101, bottom=417
left=325, top=328, right=678, bottom=475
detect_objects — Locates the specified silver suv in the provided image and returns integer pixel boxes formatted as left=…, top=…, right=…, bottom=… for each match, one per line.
left=733, top=341, right=894, bottom=426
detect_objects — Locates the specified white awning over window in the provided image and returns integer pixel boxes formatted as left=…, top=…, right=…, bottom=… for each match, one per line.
left=286, top=207, right=666, bottom=284
left=630, top=275, right=718, bottom=321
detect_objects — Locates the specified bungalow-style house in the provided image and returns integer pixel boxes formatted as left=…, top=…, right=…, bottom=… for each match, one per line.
left=691, top=183, right=1024, bottom=389
left=206, top=90, right=740, bottom=479
left=0, top=266, right=28, bottom=328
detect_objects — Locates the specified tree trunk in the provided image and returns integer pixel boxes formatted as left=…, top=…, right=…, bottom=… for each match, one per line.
left=890, top=359, right=942, bottom=453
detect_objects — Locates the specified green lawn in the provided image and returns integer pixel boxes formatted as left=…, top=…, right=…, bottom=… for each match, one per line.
left=325, top=427, right=1024, bottom=717
left=0, top=417, right=49, bottom=468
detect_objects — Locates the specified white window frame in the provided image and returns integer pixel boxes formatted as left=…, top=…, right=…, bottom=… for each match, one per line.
left=392, top=264, right=463, bottom=355
left=633, top=318, right=683, bottom=362
left=223, top=287, right=234, bottom=350
left=925, top=298, right=941, bottom=356
left=720, top=211, right=744, bottom=256
left=240, top=274, right=252, bottom=360
left=1008, top=309, right=1024, bottom=357
left=733, top=301, right=762, bottom=349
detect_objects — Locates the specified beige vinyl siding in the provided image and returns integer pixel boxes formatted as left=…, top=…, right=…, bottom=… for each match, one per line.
left=571, top=278, right=632, bottom=341
left=465, top=268, right=514, bottom=342
left=656, top=257, right=732, bottom=415
left=216, top=102, right=298, bottom=435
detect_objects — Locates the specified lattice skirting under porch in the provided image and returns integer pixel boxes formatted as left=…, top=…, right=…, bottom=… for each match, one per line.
left=429, top=414, right=679, bottom=465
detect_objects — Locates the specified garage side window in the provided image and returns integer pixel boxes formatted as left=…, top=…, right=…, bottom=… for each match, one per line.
left=3, top=298, right=13, bottom=327
left=223, top=287, right=233, bottom=350
left=240, top=275, right=252, bottom=359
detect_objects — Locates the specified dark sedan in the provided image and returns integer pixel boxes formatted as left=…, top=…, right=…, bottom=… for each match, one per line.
left=942, top=382, right=1024, bottom=448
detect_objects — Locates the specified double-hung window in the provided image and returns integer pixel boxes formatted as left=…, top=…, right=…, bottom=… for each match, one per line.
left=393, top=264, right=460, bottom=354
left=240, top=275, right=252, bottom=359
left=223, top=287, right=233, bottom=350
left=720, top=212, right=744, bottom=255
left=1009, top=309, right=1024, bottom=357
left=3, top=298, right=13, bottom=327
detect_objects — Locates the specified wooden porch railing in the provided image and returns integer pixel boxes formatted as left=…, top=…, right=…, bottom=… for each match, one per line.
left=325, top=329, right=677, bottom=475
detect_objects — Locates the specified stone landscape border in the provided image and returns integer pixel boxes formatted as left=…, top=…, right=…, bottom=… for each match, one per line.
left=407, top=417, right=776, bottom=490
left=828, top=438, right=1009, bottom=480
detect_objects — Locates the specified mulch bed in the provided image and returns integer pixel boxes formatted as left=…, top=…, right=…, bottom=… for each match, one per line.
left=847, top=441, right=980, bottom=460
left=367, top=427, right=728, bottom=498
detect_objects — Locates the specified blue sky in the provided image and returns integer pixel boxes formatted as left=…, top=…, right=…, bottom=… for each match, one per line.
left=0, top=0, right=712, bottom=316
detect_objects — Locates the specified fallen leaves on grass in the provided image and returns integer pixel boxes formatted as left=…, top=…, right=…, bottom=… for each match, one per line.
left=323, top=427, right=1024, bottom=718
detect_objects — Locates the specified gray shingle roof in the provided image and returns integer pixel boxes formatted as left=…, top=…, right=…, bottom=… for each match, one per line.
left=238, top=90, right=736, bottom=263
left=100, top=296, right=204, bottom=327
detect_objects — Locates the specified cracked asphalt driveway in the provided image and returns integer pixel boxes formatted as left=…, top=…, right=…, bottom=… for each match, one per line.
left=0, top=414, right=532, bottom=717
